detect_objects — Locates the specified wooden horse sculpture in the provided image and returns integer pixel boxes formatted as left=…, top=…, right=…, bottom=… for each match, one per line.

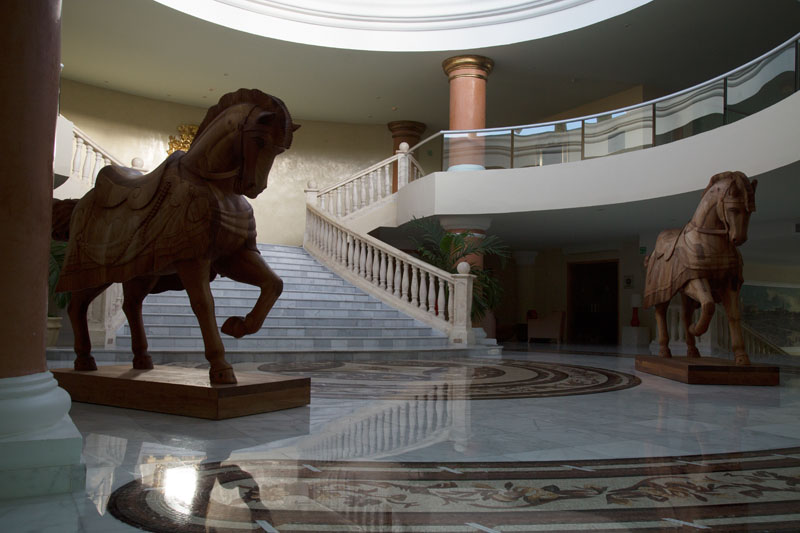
left=643, top=171, right=757, bottom=365
left=51, top=89, right=299, bottom=384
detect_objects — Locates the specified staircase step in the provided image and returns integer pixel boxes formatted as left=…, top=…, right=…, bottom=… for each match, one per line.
left=115, top=335, right=450, bottom=350
left=72, top=244, right=502, bottom=357
left=137, top=313, right=422, bottom=328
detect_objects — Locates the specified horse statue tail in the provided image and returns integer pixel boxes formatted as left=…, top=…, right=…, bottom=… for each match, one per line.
left=52, top=198, right=79, bottom=241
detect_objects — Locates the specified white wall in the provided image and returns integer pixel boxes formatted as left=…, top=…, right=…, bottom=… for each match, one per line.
left=59, top=80, right=393, bottom=245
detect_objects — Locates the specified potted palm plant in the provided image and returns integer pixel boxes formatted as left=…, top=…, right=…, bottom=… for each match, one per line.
left=47, top=240, right=70, bottom=346
left=408, top=217, right=509, bottom=322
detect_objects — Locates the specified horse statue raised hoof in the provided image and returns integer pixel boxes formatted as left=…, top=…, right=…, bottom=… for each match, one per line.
left=51, top=89, right=299, bottom=385
left=643, top=171, right=757, bottom=366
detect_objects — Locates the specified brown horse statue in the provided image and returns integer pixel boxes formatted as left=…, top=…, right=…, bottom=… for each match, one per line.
left=643, top=171, right=757, bottom=365
left=52, top=89, right=299, bottom=384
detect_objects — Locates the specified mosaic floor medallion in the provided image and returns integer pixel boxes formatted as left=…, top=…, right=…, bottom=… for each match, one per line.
left=173, top=359, right=641, bottom=400
left=109, top=447, right=800, bottom=532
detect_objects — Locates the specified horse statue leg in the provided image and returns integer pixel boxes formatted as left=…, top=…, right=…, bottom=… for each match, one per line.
left=68, top=283, right=111, bottom=371
left=680, top=293, right=701, bottom=358
left=682, top=278, right=715, bottom=337
left=174, top=259, right=237, bottom=384
left=122, top=276, right=159, bottom=370
left=215, top=249, right=283, bottom=339
left=654, top=302, right=671, bottom=357
left=722, top=286, right=750, bottom=365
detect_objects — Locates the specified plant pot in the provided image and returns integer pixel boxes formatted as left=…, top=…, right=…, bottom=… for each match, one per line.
left=46, top=316, right=62, bottom=347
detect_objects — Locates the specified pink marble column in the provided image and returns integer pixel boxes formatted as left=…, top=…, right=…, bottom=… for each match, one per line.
left=387, top=120, right=426, bottom=192
left=442, top=55, right=494, bottom=171
left=0, top=1, right=61, bottom=380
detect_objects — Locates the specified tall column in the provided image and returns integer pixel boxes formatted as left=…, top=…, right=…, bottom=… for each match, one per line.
left=0, top=0, right=84, bottom=500
left=442, top=55, right=494, bottom=172
left=387, top=121, right=426, bottom=192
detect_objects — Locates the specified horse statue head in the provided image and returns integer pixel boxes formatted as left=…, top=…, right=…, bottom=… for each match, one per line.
left=181, top=88, right=300, bottom=198
left=695, top=170, right=758, bottom=246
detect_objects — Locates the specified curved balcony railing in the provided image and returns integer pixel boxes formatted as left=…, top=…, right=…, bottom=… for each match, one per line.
left=412, top=32, right=800, bottom=173
left=315, top=33, right=799, bottom=220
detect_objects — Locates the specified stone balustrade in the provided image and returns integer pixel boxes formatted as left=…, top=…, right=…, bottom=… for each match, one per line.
left=316, top=143, right=423, bottom=218
left=660, top=302, right=787, bottom=356
left=70, top=125, right=123, bottom=186
left=304, top=203, right=475, bottom=345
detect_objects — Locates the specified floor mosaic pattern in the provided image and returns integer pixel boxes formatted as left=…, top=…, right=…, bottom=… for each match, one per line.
left=108, top=447, right=800, bottom=532
left=172, top=359, right=641, bottom=400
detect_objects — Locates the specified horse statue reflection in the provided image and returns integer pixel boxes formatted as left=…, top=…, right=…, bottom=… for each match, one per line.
left=52, top=89, right=299, bottom=384
left=643, top=171, right=757, bottom=365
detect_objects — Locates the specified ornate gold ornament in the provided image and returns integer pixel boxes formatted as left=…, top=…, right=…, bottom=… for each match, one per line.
left=167, top=124, right=199, bottom=154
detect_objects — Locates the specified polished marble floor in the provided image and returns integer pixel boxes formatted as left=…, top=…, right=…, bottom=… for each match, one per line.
left=2, top=347, right=800, bottom=532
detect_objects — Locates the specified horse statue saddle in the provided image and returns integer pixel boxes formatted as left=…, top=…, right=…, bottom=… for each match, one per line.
left=652, top=227, right=683, bottom=263
left=94, top=152, right=182, bottom=210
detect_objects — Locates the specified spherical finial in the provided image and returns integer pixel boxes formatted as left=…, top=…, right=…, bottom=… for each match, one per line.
left=399, top=142, right=410, bottom=152
left=456, top=261, right=471, bottom=274
left=307, top=180, right=318, bottom=189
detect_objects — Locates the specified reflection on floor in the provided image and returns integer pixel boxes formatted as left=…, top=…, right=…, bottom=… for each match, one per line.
left=2, top=347, right=799, bottom=532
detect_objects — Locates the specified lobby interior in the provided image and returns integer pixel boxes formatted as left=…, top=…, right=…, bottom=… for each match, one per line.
left=2, top=1, right=800, bottom=532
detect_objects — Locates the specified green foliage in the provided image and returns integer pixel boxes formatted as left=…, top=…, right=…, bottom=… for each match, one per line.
left=409, top=217, right=509, bottom=321
left=49, top=240, right=70, bottom=313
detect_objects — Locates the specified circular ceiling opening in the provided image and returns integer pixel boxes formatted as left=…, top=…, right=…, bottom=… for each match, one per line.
left=154, top=0, right=653, bottom=51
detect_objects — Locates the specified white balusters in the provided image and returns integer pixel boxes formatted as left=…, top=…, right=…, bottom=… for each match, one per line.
left=303, top=204, right=474, bottom=344
left=371, top=247, right=379, bottom=286
left=393, top=258, right=402, bottom=297
left=411, top=267, right=419, bottom=307
left=386, top=256, right=394, bottom=295
left=380, top=251, right=387, bottom=290
left=401, top=262, right=410, bottom=304
left=419, top=271, right=428, bottom=312
left=427, top=274, right=436, bottom=314
left=437, top=278, right=445, bottom=318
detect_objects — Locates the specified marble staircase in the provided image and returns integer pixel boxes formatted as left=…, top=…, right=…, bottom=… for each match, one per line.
left=49, top=244, right=498, bottom=366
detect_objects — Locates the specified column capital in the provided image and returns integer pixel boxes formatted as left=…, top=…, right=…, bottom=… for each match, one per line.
left=387, top=120, right=427, bottom=139
left=442, top=55, right=494, bottom=80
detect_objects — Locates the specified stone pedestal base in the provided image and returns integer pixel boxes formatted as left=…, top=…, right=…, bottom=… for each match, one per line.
left=0, top=415, right=85, bottom=499
left=635, top=355, right=779, bottom=386
left=53, top=365, right=310, bottom=419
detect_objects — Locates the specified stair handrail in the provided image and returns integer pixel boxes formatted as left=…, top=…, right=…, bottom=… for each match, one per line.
left=70, top=124, right=124, bottom=186
left=315, top=144, right=424, bottom=218
left=303, top=201, right=475, bottom=345
left=739, top=322, right=790, bottom=356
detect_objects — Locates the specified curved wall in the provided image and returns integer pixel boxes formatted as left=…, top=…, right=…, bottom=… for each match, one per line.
left=396, top=91, right=800, bottom=222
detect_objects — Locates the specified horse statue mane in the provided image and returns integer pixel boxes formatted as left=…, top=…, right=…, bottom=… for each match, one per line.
left=193, top=88, right=296, bottom=148
left=51, top=89, right=298, bottom=384
left=643, top=170, right=758, bottom=366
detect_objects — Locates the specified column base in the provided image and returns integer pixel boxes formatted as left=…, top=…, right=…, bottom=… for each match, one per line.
left=447, top=163, right=485, bottom=172
left=0, top=415, right=85, bottom=499
left=0, top=371, right=84, bottom=499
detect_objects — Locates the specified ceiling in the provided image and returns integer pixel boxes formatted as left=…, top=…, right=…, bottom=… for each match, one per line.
left=61, top=0, right=800, bottom=260
left=61, top=0, right=800, bottom=132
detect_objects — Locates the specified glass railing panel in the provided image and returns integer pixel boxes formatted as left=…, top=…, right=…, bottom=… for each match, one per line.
left=480, top=130, right=512, bottom=170
left=442, top=131, right=511, bottom=171
left=727, top=44, right=796, bottom=123
left=583, top=106, right=652, bottom=158
left=654, top=80, right=724, bottom=146
left=513, top=122, right=581, bottom=167
left=410, top=134, right=444, bottom=176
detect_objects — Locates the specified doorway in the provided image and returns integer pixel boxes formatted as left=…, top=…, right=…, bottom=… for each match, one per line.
left=567, top=260, right=619, bottom=345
